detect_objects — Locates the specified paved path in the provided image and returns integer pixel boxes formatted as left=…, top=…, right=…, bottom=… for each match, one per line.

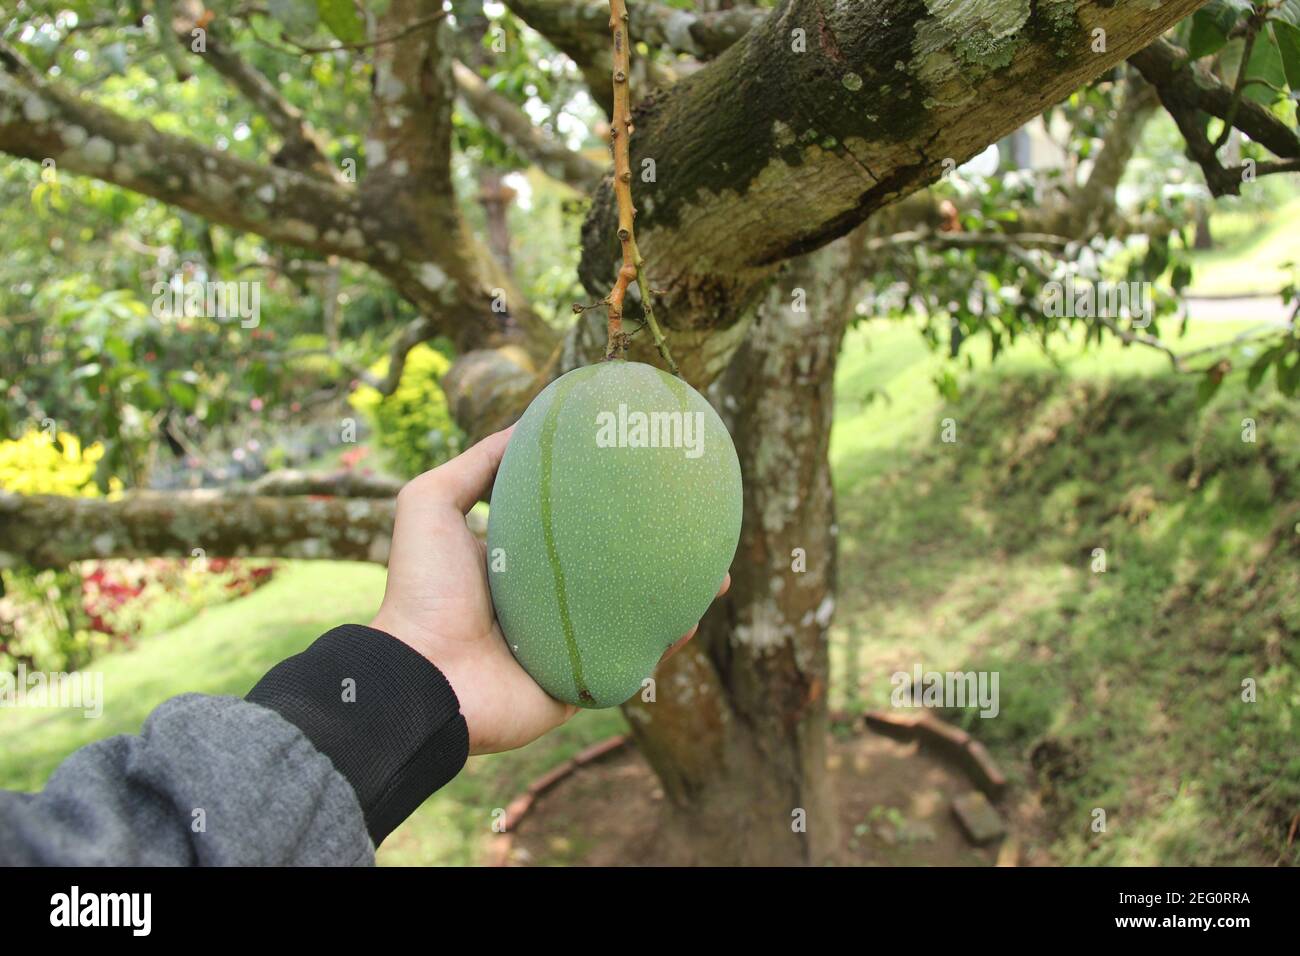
left=1184, top=295, right=1294, bottom=326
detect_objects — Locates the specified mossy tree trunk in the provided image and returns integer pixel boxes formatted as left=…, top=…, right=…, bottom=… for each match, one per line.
left=621, top=232, right=865, bottom=865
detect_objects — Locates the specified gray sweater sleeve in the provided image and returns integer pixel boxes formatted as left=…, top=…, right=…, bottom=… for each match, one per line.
left=0, top=694, right=374, bottom=866
left=0, top=625, right=470, bottom=866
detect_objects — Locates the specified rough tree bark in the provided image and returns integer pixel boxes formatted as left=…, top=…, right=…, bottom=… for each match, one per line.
left=0, top=492, right=397, bottom=568
left=577, top=0, right=1209, bottom=337
left=622, top=231, right=866, bottom=864
left=449, top=0, right=1208, bottom=419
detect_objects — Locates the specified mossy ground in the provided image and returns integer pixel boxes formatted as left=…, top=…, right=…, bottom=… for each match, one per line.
left=1, top=316, right=1295, bottom=865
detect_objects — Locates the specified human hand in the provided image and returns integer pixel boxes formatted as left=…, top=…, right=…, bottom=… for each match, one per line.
left=371, top=426, right=729, bottom=755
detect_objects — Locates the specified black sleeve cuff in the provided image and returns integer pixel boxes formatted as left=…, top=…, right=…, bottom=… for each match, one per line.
left=246, top=624, right=469, bottom=846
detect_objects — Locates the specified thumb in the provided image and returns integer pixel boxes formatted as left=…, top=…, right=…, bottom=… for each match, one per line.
left=420, top=426, right=515, bottom=514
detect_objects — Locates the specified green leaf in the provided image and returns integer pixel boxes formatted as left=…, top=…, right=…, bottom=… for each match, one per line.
left=105, top=336, right=131, bottom=363
left=1273, top=0, right=1300, bottom=28
left=269, top=0, right=320, bottom=36
left=133, top=381, right=166, bottom=409
left=1273, top=21, right=1300, bottom=91
left=1196, top=370, right=1225, bottom=406
left=933, top=369, right=960, bottom=402
left=1278, top=352, right=1300, bottom=396
left=1143, top=236, right=1170, bottom=277
left=167, top=380, right=198, bottom=411
left=1196, top=1, right=1253, bottom=55
left=1188, top=5, right=1235, bottom=60
left=317, top=0, right=365, bottom=44
left=1246, top=344, right=1284, bottom=390
left=99, top=42, right=129, bottom=75
left=1242, top=28, right=1288, bottom=104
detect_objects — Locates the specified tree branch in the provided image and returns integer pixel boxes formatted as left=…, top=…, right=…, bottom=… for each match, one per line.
left=864, top=229, right=1074, bottom=254
left=1130, top=36, right=1300, bottom=197
left=505, top=0, right=763, bottom=63
left=451, top=59, right=605, bottom=192
left=2, top=19, right=561, bottom=411
left=177, top=14, right=341, bottom=181
left=1131, top=38, right=1300, bottom=157
left=630, top=2, right=768, bottom=59
left=604, top=0, right=635, bottom=359
left=0, top=37, right=368, bottom=259
left=599, top=0, right=679, bottom=373
left=1222, top=157, right=1300, bottom=179
left=502, top=0, right=700, bottom=114
left=249, top=9, right=449, bottom=55
left=374, top=315, right=437, bottom=396
left=0, top=492, right=395, bottom=568
left=236, top=471, right=404, bottom=498
left=361, top=0, right=455, bottom=223
left=439, top=0, right=1216, bottom=441
left=355, top=0, right=556, bottom=361
left=578, top=0, right=1210, bottom=342
left=1212, top=8, right=1263, bottom=151
left=1068, top=73, right=1160, bottom=235
left=0, top=482, right=494, bottom=567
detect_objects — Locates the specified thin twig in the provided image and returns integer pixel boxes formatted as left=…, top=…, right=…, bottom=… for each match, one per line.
left=1222, top=157, right=1300, bottom=179
left=602, top=0, right=679, bottom=374
left=604, top=0, right=635, bottom=361
left=1176, top=319, right=1296, bottom=362
left=1213, top=9, right=1261, bottom=150
left=635, top=262, right=679, bottom=375
left=865, top=229, right=1073, bottom=254
left=248, top=10, right=446, bottom=57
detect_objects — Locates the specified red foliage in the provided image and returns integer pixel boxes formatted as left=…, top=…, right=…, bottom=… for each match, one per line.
left=78, top=558, right=277, bottom=640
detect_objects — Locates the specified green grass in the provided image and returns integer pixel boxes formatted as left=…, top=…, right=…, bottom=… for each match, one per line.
left=2, top=316, right=1295, bottom=866
left=0, top=562, right=388, bottom=791
left=1185, top=195, right=1300, bottom=296
left=0, top=559, right=625, bottom=865
left=829, top=317, right=1300, bottom=866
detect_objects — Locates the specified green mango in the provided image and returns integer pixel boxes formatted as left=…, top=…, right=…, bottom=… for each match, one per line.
left=487, top=360, right=742, bottom=708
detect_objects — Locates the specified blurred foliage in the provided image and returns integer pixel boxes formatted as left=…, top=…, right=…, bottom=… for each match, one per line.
left=0, top=427, right=104, bottom=674
left=862, top=163, right=1195, bottom=393
left=0, top=557, right=277, bottom=677
left=349, top=343, right=464, bottom=478
left=0, top=427, right=115, bottom=496
left=1, top=1, right=601, bottom=490
left=0, top=427, right=274, bottom=675
left=861, top=35, right=1300, bottom=404
left=0, top=568, right=106, bottom=677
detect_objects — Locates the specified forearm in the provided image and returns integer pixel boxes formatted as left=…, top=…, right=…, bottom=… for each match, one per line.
left=0, top=625, right=470, bottom=865
left=246, top=624, right=470, bottom=844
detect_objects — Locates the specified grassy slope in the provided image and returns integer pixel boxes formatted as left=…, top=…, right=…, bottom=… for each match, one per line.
left=1185, top=195, right=1300, bottom=296
left=830, top=318, right=1299, bottom=865
left=2, top=319, right=1295, bottom=866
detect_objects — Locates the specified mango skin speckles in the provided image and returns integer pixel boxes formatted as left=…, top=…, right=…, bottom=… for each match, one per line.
left=486, top=361, right=743, bottom=708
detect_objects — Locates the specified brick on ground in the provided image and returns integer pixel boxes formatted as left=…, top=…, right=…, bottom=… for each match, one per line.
left=951, top=791, right=1006, bottom=846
